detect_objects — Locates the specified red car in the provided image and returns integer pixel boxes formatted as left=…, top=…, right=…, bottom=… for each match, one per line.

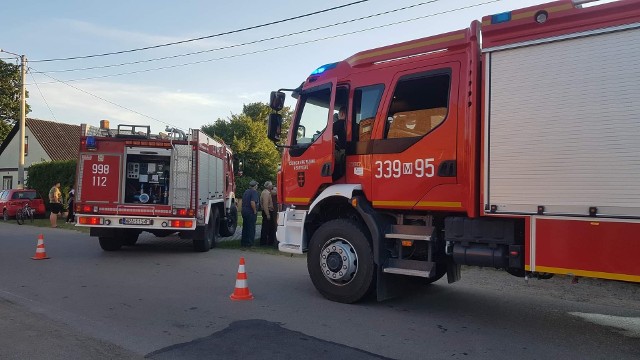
left=0, top=189, right=47, bottom=221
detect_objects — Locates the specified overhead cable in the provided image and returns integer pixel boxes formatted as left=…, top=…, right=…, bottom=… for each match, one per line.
left=29, top=0, right=372, bottom=63
left=36, top=1, right=443, bottom=74
left=29, top=0, right=500, bottom=84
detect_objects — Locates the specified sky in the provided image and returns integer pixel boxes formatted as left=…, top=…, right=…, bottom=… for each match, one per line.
left=0, top=0, right=615, bottom=133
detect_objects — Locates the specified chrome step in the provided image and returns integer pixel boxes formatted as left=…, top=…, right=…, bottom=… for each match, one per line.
left=385, top=233, right=431, bottom=241
left=382, top=258, right=435, bottom=278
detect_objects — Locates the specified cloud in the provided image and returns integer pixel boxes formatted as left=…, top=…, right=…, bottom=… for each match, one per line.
left=27, top=80, right=248, bottom=132
left=58, top=19, right=233, bottom=51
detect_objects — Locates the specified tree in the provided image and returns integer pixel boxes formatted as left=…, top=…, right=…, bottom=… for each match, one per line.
left=0, top=60, right=30, bottom=142
left=201, top=102, right=292, bottom=196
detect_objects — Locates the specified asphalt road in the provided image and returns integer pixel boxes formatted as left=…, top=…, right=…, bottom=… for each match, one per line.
left=1, top=222, right=639, bottom=359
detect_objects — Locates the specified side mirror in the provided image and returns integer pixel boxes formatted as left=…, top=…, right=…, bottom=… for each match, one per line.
left=267, top=113, right=283, bottom=143
left=270, top=91, right=286, bottom=111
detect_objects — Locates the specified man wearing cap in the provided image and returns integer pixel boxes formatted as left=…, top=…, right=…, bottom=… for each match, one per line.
left=241, top=180, right=259, bottom=247
left=260, top=181, right=275, bottom=246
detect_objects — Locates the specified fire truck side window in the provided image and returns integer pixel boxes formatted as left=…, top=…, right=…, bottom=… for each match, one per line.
left=294, top=87, right=332, bottom=146
left=385, top=72, right=450, bottom=139
left=353, top=84, right=384, bottom=142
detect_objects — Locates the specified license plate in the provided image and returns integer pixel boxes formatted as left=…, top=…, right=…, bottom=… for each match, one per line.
left=121, top=218, right=153, bottom=225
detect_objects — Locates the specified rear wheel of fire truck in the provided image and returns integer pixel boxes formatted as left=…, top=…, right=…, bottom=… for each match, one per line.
left=218, top=203, right=237, bottom=237
left=122, top=230, right=140, bottom=246
left=208, top=207, right=220, bottom=249
left=193, top=207, right=216, bottom=252
left=307, top=219, right=375, bottom=304
left=99, top=236, right=122, bottom=251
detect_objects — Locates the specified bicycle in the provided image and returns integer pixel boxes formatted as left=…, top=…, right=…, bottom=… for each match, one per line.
left=16, top=202, right=35, bottom=225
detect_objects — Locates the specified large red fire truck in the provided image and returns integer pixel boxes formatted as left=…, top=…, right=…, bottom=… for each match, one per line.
left=267, top=0, right=640, bottom=303
left=74, top=122, right=237, bottom=252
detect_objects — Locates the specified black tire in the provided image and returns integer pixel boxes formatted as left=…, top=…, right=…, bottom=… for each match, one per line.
left=208, top=207, right=219, bottom=249
left=122, top=230, right=140, bottom=246
left=99, top=236, right=122, bottom=251
left=2, top=209, right=8, bottom=221
left=218, top=203, right=238, bottom=237
left=193, top=207, right=216, bottom=252
left=16, top=211, right=24, bottom=225
left=307, top=219, right=375, bottom=303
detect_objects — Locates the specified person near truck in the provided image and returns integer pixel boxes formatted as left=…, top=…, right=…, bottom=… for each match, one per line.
left=241, top=180, right=259, bottom=247
left=259, top=181, right=275, bottom=246
left=48, top=182, right=62, bottom=228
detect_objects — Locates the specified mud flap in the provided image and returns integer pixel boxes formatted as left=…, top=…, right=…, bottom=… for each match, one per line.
left=447, top=263, right=461, bottom=283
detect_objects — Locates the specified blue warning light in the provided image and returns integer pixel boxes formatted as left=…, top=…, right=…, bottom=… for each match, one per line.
left=491, top=11, right=512, bottom=24
left=310, top=62, right=338, bottom=76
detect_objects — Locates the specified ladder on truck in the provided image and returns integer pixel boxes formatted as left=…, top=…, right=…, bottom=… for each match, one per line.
left=169, top=130, right=193, bottom=209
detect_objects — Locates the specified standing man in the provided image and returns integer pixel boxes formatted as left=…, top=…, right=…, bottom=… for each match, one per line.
left=48, top=182, right=62, bottom=228
left=259, top=181, right=275, bottom=246
left=241, top=180, right=259, bottom=247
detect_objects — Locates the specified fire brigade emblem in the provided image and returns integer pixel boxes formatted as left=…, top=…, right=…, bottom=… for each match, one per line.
left=297, top=172, right=305, bottom=187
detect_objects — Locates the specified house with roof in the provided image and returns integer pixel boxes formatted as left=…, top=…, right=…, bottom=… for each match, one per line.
left=0, top=118, right=80, bottom=189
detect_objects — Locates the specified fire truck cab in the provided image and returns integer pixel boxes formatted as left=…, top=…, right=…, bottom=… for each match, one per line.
left=267, top=0, right=640, bottom=303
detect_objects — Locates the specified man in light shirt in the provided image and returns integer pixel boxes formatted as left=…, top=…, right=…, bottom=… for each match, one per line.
left=259, top=181, right=275, bottom=246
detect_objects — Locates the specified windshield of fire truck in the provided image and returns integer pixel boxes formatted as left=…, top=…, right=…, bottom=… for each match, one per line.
left=294, top=86, right=332, bottom=146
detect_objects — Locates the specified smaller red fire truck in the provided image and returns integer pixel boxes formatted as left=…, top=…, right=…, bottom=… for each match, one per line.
left=74, top=122, right=237, bottom=252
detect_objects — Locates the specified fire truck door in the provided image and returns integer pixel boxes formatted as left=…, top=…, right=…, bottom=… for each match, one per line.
left=370, top=65, right=459, bottom=210
left=282, top=80, right=338, bottom=206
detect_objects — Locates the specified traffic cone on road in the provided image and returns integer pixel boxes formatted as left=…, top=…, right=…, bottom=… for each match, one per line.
left=230, top=257, right=253, bottom=301
left=31, top=234, right=50, bottom=260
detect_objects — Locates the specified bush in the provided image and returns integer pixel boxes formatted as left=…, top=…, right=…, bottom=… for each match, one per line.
left=26, top=160, right=77, bottom=210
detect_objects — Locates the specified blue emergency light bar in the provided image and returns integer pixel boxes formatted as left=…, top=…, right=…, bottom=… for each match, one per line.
left=310, top=62, right=338, bottom=76
left=491, top=11, right=512, bottom=24
left=86, top=136, right=97, bottom=150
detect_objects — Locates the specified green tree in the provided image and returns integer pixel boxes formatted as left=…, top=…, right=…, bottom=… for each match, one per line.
left=202, top=102, right=292, bottom=196
left=0, top=60, right=30, bottom=142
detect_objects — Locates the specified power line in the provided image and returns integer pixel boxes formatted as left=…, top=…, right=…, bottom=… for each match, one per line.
left=31, top=67, right=183, bottom=130
left=36, top=1, right=443, bottom=74
left=29, top=0, right=372, bottom=63
left=27, top=68, right=58, bottom=122
left=29, top=0, right=500, bottom=84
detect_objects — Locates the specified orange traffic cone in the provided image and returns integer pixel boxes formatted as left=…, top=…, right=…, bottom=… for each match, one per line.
left=31, top=234, right=50, bottom=260
left=230, top=257, right=253, bottom=301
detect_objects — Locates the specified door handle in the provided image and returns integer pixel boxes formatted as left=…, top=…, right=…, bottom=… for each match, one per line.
left=321, top=162, right=332, bottom=177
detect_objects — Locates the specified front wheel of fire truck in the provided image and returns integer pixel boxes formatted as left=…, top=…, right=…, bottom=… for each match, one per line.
left=219, top=203, right=237, bottom=237
left=99, top=236, right=123, bottom=251
left=307, top=219, right=375, bottom=304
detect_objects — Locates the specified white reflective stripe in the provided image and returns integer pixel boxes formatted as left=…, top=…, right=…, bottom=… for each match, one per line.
left=36, top=248, right=46, bottom=253
left=234, top=279, right=248, bottom=288
left=238, top=265, right=245, bottom=273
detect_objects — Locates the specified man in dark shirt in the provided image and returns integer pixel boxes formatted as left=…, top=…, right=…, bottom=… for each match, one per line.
left=241, top=180, right=259, bottom=247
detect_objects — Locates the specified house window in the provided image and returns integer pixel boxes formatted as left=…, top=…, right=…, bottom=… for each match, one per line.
left=2, top=176, right=12, bottom=190
left=384, top=71, right=450, bottom=139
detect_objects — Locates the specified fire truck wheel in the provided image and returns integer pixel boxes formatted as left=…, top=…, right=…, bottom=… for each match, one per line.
left=219, top=204, right=238, bottom=237
left=122, top=231, right=140, bottom=246
left=99, top=236, right=122, bottom=251
left=208, top=207, right=219, bottom=249
left=307, top=219, right=375, bottom=304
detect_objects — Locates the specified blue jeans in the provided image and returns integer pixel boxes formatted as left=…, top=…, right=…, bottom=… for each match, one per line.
left=241, top=211, right=257, bottom=246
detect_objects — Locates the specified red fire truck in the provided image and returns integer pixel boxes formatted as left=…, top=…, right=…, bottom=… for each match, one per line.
left=267, top=0, right=640, bottom=303
left=75, top=122, right=237, bottom=252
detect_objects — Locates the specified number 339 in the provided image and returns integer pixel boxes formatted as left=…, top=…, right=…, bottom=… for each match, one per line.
left=374, top=158, right=434, bottom=178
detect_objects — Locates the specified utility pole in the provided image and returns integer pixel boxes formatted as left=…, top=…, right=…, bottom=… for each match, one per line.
left=0, top=49, right=27, bottom=189
left=18, top=55, right=26, bottom=189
